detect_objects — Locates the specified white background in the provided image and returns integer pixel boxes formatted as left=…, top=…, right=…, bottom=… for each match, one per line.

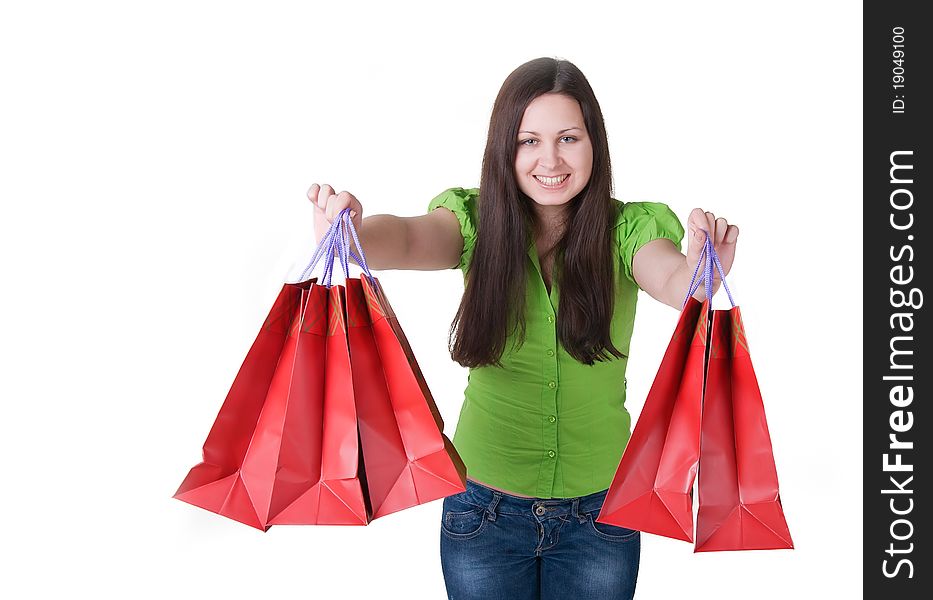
left=0, top=1, right=862, bottom=598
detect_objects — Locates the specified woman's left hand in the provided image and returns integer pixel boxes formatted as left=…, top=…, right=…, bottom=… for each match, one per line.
left=686, top=208, right=740, bottom=284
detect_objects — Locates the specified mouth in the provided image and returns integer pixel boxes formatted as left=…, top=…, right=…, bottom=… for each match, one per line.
left=533, top=174, right=570, bottom=190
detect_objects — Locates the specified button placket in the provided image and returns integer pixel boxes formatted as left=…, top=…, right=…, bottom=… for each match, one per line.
left=539, top=307, right=560, bottom=498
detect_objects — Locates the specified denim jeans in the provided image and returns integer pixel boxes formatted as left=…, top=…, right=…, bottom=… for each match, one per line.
left=440, top=479, right=640, bottom=600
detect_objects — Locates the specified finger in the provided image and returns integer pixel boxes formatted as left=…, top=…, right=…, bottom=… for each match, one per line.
left=326, top=190, right=353, bottom=223
left=346, top=195, right=363, bottom=230
left=336, top=191, right=353, bottom=216
left=346, top=194, right=361, bottom=221
left=725, top=224, right=739, bottom=244
left=688, top=208, right=708, bottom=243
left=319, top=185, right=337, bottom=220
left=321, top=184, right=337, bottom=211
left=320, top=184, right=335, bottom=207
left=714, top=217, right=727, bottom=246
left=705, top=212, right=716, bottom=242
left=307, top=183, right=320, bottom=206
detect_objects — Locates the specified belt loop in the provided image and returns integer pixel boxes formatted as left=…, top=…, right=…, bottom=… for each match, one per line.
left=485, top=492, right=501, bottom=521
left=572, top=497, right=586, bottom=523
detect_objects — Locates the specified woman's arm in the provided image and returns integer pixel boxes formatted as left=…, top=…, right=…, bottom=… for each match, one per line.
left=346, top=208, right=463, bottom=271
left=309, top=183, right=463, bottom=271
left=633, top=208, right=740, bottom=310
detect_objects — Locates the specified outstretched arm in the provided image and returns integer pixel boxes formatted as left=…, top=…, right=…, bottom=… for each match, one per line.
left=308, top=183, right=463, bottom=271
left=632, top=208, right=740, bottom=310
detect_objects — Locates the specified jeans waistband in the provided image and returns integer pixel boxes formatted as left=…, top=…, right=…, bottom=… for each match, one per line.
left=461, top=479, right=610, bottom=520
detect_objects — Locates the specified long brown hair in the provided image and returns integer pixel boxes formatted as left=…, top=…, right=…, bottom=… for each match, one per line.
left=448, top=57, right=626, bottom=368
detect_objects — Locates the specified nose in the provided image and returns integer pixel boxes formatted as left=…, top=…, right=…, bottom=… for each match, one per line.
left=538, top=141, right=563, bottom=171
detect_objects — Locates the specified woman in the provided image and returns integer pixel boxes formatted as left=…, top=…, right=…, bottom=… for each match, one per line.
left=307, top=57, right=739, bottom=600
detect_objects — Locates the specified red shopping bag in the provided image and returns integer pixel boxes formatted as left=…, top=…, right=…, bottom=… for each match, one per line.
left=173, top=278, right=370, bottom=530
left=171, top=281, right=304, bottom=530
left=345, top=274, right=467, bottom=520
left=695, top=304, right=793, bottom=551
left=596, top=295, right=706, bottom=542
left=598, top=232, right=792, bottom=551
left=310, top=213, right=465, bottom=520
left=174, top=208, right=466, bottom=529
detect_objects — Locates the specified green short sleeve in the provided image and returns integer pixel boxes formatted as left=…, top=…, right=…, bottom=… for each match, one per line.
left=426, top=187, right=480, bottom=272
left=617, top=201, right=685, bottom=289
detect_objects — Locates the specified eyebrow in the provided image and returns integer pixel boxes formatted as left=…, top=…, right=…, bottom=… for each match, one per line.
left=518, top=127, right=583, bottom=135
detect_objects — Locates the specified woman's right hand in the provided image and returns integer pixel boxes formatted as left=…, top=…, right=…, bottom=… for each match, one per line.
left=307, top=183, right=365, bottom=245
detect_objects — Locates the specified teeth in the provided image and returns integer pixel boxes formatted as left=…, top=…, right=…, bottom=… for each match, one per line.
left=535, top=175, right=568, bottom=186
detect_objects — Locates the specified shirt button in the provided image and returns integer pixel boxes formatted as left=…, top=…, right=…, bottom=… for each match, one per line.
left=546, top=349, right=555, bottom=356
left=548, top=415, right=556, bottom=423
left=547, top=450, right=556, bottom=458
left=546, top=315, right=554, bottom=324
left=547, top=381, right=556, bottom=389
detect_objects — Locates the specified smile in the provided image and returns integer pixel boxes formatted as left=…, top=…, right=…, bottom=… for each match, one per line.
left=534, top=174, right=570, bottom=189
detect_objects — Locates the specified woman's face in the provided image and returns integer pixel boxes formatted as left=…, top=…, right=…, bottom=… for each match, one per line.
left=514, top=93, right=593, bottom=217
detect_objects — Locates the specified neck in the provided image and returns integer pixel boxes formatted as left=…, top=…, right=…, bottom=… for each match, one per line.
left=530, top=203, right=570, bottom=238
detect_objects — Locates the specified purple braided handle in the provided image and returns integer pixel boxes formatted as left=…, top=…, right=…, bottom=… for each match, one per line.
left=297, top=208, right=375, bottom=287
left=682, top=229, right=736, bottom=309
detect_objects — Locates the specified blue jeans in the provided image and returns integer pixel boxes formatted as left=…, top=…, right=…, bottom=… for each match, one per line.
left=440, top=479, right=640, bottom=600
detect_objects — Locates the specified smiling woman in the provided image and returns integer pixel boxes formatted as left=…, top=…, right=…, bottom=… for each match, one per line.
left=306, top=55, right=718, bottom=600
left=422, top=57, right=685, bottom=600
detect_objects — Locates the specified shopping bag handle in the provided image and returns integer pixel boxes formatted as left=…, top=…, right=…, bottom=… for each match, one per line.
left=298, top=208, right=376, bottom=287
left=681, top=230, right=736, bottom=310
left=332, top=208, right=376, bottom=286
left=297, top=213, right=345, bottom=283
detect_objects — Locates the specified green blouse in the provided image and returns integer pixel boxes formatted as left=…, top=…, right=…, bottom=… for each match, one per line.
left=427, top=187, right=685, bottom=498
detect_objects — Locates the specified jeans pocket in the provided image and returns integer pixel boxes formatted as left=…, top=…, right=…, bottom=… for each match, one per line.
left=585, top=512, right=639, bottom=542
left=441, top=493, right=488, bottom=540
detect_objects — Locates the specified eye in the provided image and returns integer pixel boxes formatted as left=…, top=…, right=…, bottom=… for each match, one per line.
left=518, top=136, right=577, bottom=146
left=518, top=135, right=577, bottom=146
